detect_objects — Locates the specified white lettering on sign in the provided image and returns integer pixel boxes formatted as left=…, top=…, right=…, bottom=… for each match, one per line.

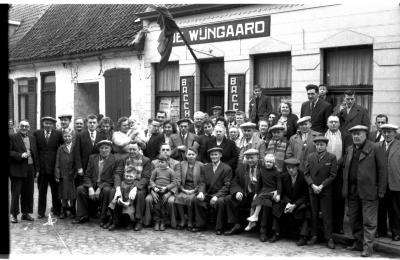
left=183, top=94, right=188, bottom=102
left=233, top=103, right=239, bottom=110
left=232, top=94, right=238, bottom=102
left=230, top=76, right=240, bottom=110
left=182, top=86, right=188, bottom=94
left=182, top=79, right=187, bottom=86
left=174, top=33, right=183, bottom=43
left=230, top=77, right=236, bottom=85
left=184, top=110, right=190, bottom=117
left=255, top=21, right=265, bottom=33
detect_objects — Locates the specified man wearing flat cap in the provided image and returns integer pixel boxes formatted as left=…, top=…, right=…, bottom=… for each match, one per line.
left=380, top=124, right=400, bottom=241
left=238, top=122, right=266, bottom=162
left=342, top=125, right=387, bottom=257
left=211, top=106, right=222, bottom=117
left=265, top=125, right=288, bottom=172
left=286, top=116, right=321, bottom=172
left=304, top=136, right=337, bottom=249
left=58, top=114, right=72, bottom=134
left=169, top=118, right=199, bottom=161
left=73, top=140, right=119, bottom=226
left=33, top=116, right=64, bottom=218
left=225, top=110, right=237, bottom=128
left=192, top=147, right=232, bottom=235
left=280, top=158, right=311, bottom=246
left=300, top=84, right=332, bottom=133
left=224, top=148, right=260, bottom=235
left=249, top=85, right=272, bottom=125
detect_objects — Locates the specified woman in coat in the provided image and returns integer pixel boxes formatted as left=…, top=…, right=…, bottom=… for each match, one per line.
left=277, top=101, right=299, bottom=140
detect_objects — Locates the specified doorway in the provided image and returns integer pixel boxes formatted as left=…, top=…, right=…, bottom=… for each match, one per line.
left=74, top=82, right=99, bottom=119
left=199, top=58, right=224, bottom=115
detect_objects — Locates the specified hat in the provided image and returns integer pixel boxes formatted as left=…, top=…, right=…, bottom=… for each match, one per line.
left=284, top=158, right=301, bottom=166
left=297, top=116, right=312, bottom=125
left=243, top=148, right=259, bottom=156
left=41, top=116, right=57, bottom=123
left=348, top=125, right=369, bottom=132
left=240, top=122, right=256, bottom=129
left=211, top=106, right=222, bottom=110
left=268, top=124, right=285, bottom=132
left=313, top=136, right=329, bottom=144
left=58, top=114, right=72, bottom=119
left=177, top=118, right=193, bottom=125
left=207, top=147, right=223, bottom=154
left=96, top=139, right=113, bottom=148
left=380, top=124, right=399, bottom=131
left=225, top=110, right=237, bottom=114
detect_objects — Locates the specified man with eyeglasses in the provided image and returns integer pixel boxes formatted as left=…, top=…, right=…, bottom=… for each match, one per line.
left=9, top=121, right=40, bottom=223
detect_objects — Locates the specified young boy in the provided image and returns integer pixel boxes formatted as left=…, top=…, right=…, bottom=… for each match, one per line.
left=149, top=154, right=177, bottom=231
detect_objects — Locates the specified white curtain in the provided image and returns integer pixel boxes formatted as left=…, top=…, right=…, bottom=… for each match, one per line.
left=157, top=62, right=179, bottom=92
left=254, top=54, right=292, bottom=88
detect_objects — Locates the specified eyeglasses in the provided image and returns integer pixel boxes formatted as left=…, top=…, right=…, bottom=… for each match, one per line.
left=20, top=125, right=30, bottom=128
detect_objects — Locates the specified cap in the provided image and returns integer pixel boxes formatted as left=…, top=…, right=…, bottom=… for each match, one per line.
left=96, top=139, right=113, bottom=148
left=207, top=147, right=223, bottom=154
left=211, top=106, right=222, bottom=110
left=297, top=116, right=312, bottom=125
left=243, top=148, right=259, bottom=155
left=177, top=118, right=193, bottom=125
left=313, top=136, right=329, bottom=144
left=348, top=125, right=369, bottom=132
left=41, top=116, right=57, bottom=123
left=58, top=114, right=72, bottom=119
left=240, top=122, right=256, bottom=129
left=268, top=124, right=285, bottom=132
left=225, top=110, right=237, bottom=114
left=380, top=124, right=399, bottom=131
left=284, top=158, right=301, bottom=166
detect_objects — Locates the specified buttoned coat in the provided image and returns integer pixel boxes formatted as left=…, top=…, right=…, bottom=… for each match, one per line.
left=380, top=139, right=400, bottom=191
left=179, top=160, right=203, bottom=192
left=9, top=132, right=40, bottom=177
left=342, top=140, right=387, bottom=200
left=249, top=95, right=273, bottom=122
left=230, top=163, right=261, bottom=197
left=286, top=130, right=322, bottom=171
left=300, top=99, right=332, bottom=133
left=205, top=136, right=239, bottom=171
left=115, top=155, right=153, bottom=191
left=196, top=134, right=214, bottom=163
left=54, top=142, right=75, bottom=179
left=304, top=152, right=337, bottom=193
left=83, top=153, right=119, bottom=189
left=33, top=129, right=63, bottom=175
left=74, top=129, right=107, bottom=173
left=199, top=161, right=232, bottom=198
left=281, top=171, right=310, bottom=219
left=169, top=132, right=199, bottom=160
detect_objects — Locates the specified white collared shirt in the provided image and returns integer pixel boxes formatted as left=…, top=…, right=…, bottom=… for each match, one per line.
left=325, top=130, right=342, bottom=160
left=212, top=161, right=220, bottom=173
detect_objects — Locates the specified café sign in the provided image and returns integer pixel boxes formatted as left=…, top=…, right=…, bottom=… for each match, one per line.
left=180, top=76, right=194, bottom=118
left=228, top=74, right=245, bottom=111
left=172, top=16, right=270, bottom=46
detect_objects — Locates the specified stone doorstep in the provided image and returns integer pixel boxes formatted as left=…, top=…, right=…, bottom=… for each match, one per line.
left=332, top=233, right=400, bottom=256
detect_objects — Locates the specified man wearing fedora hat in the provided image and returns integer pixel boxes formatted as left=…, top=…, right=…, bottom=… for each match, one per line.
left=33, top=116, right=63, bottom=218
left=342, top=125, right=387, bottom=257
left=169, top=118, right=199, bottom=161
left=192, top=147, right=232, bottom=235
left=380, top=124, right=400, bottom=241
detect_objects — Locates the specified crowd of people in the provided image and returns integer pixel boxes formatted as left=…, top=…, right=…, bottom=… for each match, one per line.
left=9, top=84, right=400, bottom=257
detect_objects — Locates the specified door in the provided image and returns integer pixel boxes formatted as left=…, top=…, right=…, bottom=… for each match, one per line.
left=74, top=82, right=99, bottom=119
left=200, top=90, right=224, bottom=115
left=200, top=59, right=224, bottom=115
left=41, top=73, right=56, bottom=119
left=104, top=68, right=131, bottom=123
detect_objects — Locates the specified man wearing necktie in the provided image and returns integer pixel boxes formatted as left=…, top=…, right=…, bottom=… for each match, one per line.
left=169, top=118, right=199, bottom=161
left=192, top=147, right=232, bottom=235
left=58, top=114, right=72, bottom=134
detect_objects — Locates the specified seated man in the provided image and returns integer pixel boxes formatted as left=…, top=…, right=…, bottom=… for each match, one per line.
left=280, top=158, right=311, bottom=246
left=73, top=140, right=118, bottom=225
left=224, top=148, right=260, bottom=236
left=192, top=147, right=232, bottom=235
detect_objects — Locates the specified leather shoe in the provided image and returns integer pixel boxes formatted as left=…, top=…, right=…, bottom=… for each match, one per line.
left=103, top=222, right=112, bottom=229
left=11, top=216, right=18, bottom=223
left=327, top=238, right=335, bottom=249
left=187, top=226, right=193, bottom=232
left=72, top=216, right=89, bottom=224
left=37, top=214, right=46, bottom=219
left=21, top=214, right=34, bottom=221
left=191, top=227, right=205, bottom=232
left=134, top=222, right=143, bottom=231
left=392, top=235, right=400, bottom=241
left=346, top=242, right=363, bottom=251
left=307, top=235, right=318, bottom=245
left=269, top=234, right=280, bottom=243
left=224, top=224, right=241, bottom=236
left=296, top=237, right=307, bottom=246
left=108, top=224, right=117, bottom=231
left=154, top=222, right=160, bottom=231
left=160, top=222, right=165, bottom=231
left=361, top=248, right=373, bottom=257
left=216, top=229, right=223, bottom=235
left=259, top=233, right=268, bottom=242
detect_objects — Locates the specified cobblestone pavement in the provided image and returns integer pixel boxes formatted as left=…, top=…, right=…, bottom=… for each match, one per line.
left=9, top=183, right=396, bottom=257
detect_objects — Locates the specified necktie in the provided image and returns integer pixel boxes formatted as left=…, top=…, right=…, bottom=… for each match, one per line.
left=310, top=101, right=314, bottom=114
left=90, top=131, right=95, bottom=145
left=213, top=163, right=218, bottom=173
left=376, top=132, right=382, bottom=143
left=45, top=131, right=50, bottom=142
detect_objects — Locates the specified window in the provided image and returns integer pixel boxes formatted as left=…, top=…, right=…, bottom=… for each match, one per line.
left=41, top=72, right=56, bottom=118
left=254, top=52, right=292, bottom=111
left=18, top=78, right=37, bottom=130
left=155, top=62, right=180, bottom=121
left=323, top=45, right=373, bottom=116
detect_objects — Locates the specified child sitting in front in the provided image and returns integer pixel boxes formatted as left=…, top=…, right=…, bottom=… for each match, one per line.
left=149, top=154, right=177, bottom=231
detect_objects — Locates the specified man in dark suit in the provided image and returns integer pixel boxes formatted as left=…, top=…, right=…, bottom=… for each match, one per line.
left=380, top=124, right=400, bottom=241
left=249, top=85, right=273, bottom=125
left=301, top=84, right=332, bottom=133
left=73, top=140, right=118, bottom=225
left=342, top=125, right=387, bottom=257
left=196, top=119, right=214, bottom=163
left=33, top=116, right=63, bottom=218
left=224, top=148, right=260, bottom=235
left=280, top=158, right=310, bottom=246
left=9, top=120, right=40, bottom=223
left=369, top=114, right=387, bottom=143
left=143, top=119, right=164, bottom=160
left=169, top=118, right=199, bottom=161
left=192, top=147, right=232, bottom=235
left=304, top=136, right=337, bottom=249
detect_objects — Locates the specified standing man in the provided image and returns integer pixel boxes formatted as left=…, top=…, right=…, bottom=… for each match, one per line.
left=343, top=125, right=387, bottom=257
left=9, top=120, right=39, bottom=223
left=156, top=111, right=167, bottom=122
left=225, top=110, right=237, bottom=128
left=258, top=119, right=270, bottom=142
left=74, top=117, right=85, bottom=134
left=192, top=147, right=232, bottom=234
left=318, top=84, right=335, bottom=107
left=210, top=106, right=223, bottom=117
left=369, top=114, right=387, bottom=143
left=192, top=111, right=205, bottom=135
left=380, top=124, right=400, bottom=241
left=34, top=116, right=63, bottom=218
left=143, top=119, right=164, bottom=161
left=196, top=119, right=214, bottom=163
left=238, top=122, right=266, bottom=162
left=300, top=84, right=332, bottom=133
left=169, top=118, right=199, bottom=161
left=58, top=114, right=72, bottom=134
left=249, top=85, right=272, bottom=125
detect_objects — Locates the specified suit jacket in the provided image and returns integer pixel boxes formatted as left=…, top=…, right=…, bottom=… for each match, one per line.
left=238, top=133, right=267, bottom=162
left=55, top=142, right=75, bottom=179
left=230, top=163, right=261, bottom=197
left=33, top=129, right=63, bottom=175
left=169, top=132, right=199, bottom=161
left=380, top=139, right=400, bottom=191
left=304, top=152, right=337, bottom=193
left=249, top=94, right=273, bottom=122
left=281, top=171, right=308, bottom=207
left=342, top=140, right=387, bottom=200
left=196, top=134, right=214, bottom=163
left=74, top=129, right=106, bottom=172
left=143, top=133, right=164, bottom=160
left=199, top=161, right=232, bottom=198
left=300, top=99, right=332, bottom=133
left=115, top=155, right=153, bottom=191
left=9, top=133, right=40, bottom=177
left=337, top=104, right=371, bottom=135
left=179, top=161, right=203, bottom=192
left=83, top=153, right=119, bottom=189
left=369, top=130, right=384, bottom=143
left=286, top=130, right=322, bottom=171
left=205, top=136, right=239, bottom=171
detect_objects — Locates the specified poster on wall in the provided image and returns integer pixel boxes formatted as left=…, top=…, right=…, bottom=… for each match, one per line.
left=228, top=74, right=245, bottom=111
left=180, top=76, right=194, bottom=119
left=159, top=97, right=180, bottom=122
